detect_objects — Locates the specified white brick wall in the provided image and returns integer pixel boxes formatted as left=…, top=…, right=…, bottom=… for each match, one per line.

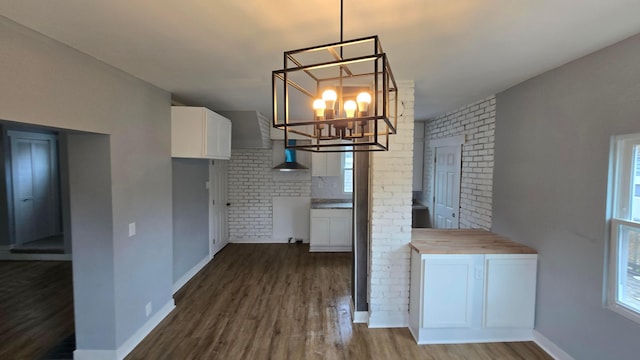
left=423, top=96, right=496, bottom=230
left=368, top=80, right=414, bottom=327
left=228, top=148, right=311, bottom=242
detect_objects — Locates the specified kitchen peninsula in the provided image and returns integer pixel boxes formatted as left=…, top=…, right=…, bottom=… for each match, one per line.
left=409, top=229, right=538, bottom=344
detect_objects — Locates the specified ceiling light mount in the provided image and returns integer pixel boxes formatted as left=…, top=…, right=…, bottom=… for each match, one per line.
left=272, top=0, right=398, bottom=152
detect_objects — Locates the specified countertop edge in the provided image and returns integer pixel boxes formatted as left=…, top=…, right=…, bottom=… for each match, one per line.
left=410, top=229, right=538, bottom=255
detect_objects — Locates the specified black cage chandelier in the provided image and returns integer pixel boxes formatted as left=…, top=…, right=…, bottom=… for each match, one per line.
left=272, top=0, right=398, bottom=152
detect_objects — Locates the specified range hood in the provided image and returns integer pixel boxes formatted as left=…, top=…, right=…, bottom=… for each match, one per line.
left=273, top=139, right=308, bottom=172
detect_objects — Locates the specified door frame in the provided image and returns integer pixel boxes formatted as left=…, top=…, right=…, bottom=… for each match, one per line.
left=7, top=130, right=60, bottom=246
left=209, top=159, right=229, bottom=258
left=429, top=135, right=465, bottom=228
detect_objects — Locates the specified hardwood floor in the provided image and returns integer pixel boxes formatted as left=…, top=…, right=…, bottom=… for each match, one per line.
left=0, top=260, right=74, bottom=359
left=127, top=244, right=552, bottom=360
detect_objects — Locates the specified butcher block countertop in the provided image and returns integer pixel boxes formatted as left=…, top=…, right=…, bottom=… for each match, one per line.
left=410, top=229, right=537, bottom=255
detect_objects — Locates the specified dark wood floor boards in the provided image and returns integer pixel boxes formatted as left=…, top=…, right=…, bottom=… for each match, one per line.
left=126, top=244, right=552, bottom=360
left=0, top=245, right=552, bottom=359
left=0, top=260, right=74, bottom=360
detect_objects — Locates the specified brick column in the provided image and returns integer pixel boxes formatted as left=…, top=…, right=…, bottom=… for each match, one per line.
left=368, top=80, right=415, bottom=327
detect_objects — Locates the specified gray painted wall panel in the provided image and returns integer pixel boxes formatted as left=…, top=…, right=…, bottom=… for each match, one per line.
left=172, top=158, right=209, bottom=283
left=67, top=134, right=116, bottom=349
left=494, top=33, right=640, bottom=359
left=0, top=16, right=173, bottom=351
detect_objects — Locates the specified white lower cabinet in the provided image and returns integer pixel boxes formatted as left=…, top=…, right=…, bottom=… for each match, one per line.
left=422, top=255, right=479, bottom=329
left=309, top=209, right=352, bottom=252
left=409, top=250, right=537, bottom=344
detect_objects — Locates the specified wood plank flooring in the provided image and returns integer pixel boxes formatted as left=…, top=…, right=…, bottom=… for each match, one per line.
left=0, top=260, right=74, bottom=359
left=127, top=244, right=552, bottom=360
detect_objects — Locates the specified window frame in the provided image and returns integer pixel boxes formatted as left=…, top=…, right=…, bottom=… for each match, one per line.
left=342, top=152, right=353, bottom=194
left=607, top=132, right=640, bottom=324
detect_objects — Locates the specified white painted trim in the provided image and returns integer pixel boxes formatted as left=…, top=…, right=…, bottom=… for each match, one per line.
left=115, top=299, right=175, bottom=360
left=75, top=300, right=175, bottom=360
left=230, top=238, right=305, bottom=244
left=73, top=349, right=117, bottom=360
left=353, top=311, right=369, bottom=323
left=428, top=134, right=465, bottom=148
left=533, top=330, right=574, bottom=360
left=367, top=311, right=408, bottom=328
left=349, top=297, right=369, bottom=324
left=309, top=246, right=352, bottom=252
left=172, top=255, right=211, bottom=294
left=0, top=246, right=71, bottom=261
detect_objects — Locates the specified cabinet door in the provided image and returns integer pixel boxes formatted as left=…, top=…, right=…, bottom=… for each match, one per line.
left=325, top=152, right=341, bottom=177
left=310, top=216, right=331, bottom=246
left=217, top=118, right=231, bottom=159
left=311, top=152, right=341, bottom=176
left=311, top=153, right=327, bottom=176
left=204, top=111, right=232, bottom=160
left=423, top=255, right=476, bottom=328
left=329, top=216, right=351, bottom=247
left=204, top=112, right=217, bottom=158
left=483, top=255, right=537, bottom=328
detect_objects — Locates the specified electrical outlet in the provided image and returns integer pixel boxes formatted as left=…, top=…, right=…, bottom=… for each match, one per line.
left=145, top=302, right=152, bottom=317
left=129, top=222, right=136, bottom=237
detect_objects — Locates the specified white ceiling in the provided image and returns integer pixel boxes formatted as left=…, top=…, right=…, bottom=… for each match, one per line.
left=1, top=0, right=640, bottom=120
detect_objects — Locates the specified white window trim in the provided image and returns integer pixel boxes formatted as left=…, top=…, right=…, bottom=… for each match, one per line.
left=606, top=132, right=640, bottom=324
left=342, top=152, right=353, bottom=194
left=608, top=219, right=640, bottom=324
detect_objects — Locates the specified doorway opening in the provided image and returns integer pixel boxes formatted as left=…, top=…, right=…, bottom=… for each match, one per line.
left=433, top=144, right=462, bottom=229
left=5, top=130, right=64, bottom=254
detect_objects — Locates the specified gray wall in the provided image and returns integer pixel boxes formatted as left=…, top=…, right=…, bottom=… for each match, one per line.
left=0, top=16, right=173, bottom=351
left=172, top=158, right=209, bottom=283
left=67, top=134, right=116, bottom=349
left=493, top=33, right=640, bottom=359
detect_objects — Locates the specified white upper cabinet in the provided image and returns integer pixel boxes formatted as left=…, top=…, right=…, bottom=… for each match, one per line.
left=171, top=106, right=232, bottom=160
left=312, top=152, right=341, bottom=177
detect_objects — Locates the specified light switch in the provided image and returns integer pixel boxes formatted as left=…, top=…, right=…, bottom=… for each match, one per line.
left=129, top=222, right=136, bottom=237
left=205, top=181, right=210, bottom=190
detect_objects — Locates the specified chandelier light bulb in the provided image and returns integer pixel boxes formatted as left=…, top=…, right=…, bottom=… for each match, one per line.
left=322, top=89, right=337, bottom=109
left=322, top=89, right=337, bottom=119
left=356, top=92, right=371, bottom=114
left=344, top=100, right=357, bottom=118
left=313, top=99, right=326, bottom=118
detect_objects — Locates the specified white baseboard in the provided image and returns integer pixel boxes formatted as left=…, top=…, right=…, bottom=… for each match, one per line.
left=309, top=246, right=352, bottom=252
left=229, top=238, right=277, bottom=243
left=172, top=255, right=211, bottom=294
left=367, top=311, right=408, bottom=328
left=115, top=299, right=175, bottom=359
left=74, top=299, right=175, bottom=360
left=533, top=330, right=574, bottom=360
left=73, top=349, right=117, bottom=360
left=0, top=245, right=71, bottom=261
left=353, top=311, right=369, bottom=323
left=229, top=238, right=309, bottom=244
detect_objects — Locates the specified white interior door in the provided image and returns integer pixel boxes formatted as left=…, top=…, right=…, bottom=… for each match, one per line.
left=209, top=159, right=229, bottom=256
left=10, top=132, right=60, bottom=245
left=433, top=145, right=461, bottom=229
left=217, top=160, right=229, bottom=249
